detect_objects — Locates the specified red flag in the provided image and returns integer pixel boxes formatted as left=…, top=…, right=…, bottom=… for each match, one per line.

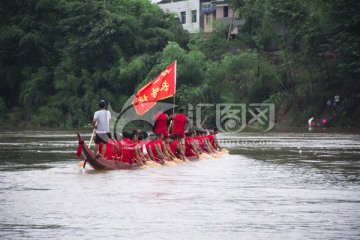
left=76, top=139, right=84, bottom=159
left=132, top=61, right=176, bottom=115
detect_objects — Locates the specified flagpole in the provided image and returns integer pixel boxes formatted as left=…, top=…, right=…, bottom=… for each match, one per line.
left=168, top=60, right=177, bottom=133
left=172, top=95, right=176, bottom=115
left=172, top=60, right=177, bottom=115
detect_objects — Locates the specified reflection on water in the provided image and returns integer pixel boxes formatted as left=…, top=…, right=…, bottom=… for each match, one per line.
left=0, top=129, right=359, bottom=240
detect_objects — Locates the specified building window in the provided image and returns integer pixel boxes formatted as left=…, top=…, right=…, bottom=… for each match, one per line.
left=224, top=6, right=228, bottom=17
left=180, top=11, right=186, bottom=24
left=191, top=10, right=197, bottom=23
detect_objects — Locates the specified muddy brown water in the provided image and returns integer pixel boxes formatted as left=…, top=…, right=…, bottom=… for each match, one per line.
left=0, top=129, right=359, bottom=240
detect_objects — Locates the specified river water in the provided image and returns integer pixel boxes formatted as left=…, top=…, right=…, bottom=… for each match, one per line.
left=0, top=129, right=359, bottom=240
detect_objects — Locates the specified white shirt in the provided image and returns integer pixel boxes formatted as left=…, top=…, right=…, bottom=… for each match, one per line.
left=308, top=118, right=314, bottom=126
left=93, top=110, right=111, bottom=133
left=142, top=143, right=148, bottom=155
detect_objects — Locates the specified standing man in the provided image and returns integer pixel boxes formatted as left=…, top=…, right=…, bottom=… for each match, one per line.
left=153, top=107, right=169, bottom=137
left=92, top=100, right=111, bottom=158
left=170, top=107, right=188, bottom=153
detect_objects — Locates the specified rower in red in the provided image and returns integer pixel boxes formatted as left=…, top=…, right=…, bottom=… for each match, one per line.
left=169, top=133, right=186, bottom=161
left=184, top=131, right=200, bottom=160
left=119, top=132, right=141, bottom=164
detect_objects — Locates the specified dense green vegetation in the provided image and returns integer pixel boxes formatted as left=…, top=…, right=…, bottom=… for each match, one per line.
left=0, top=0, right=359, bottom=128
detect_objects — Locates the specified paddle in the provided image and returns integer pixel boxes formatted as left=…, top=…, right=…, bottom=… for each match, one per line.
left=146, top=160, right=161, bottom=167
left=134, top=158, right=148, bottom=169
left=133, top=147, right=148, bottom=169
left=199, top=153, right=211, bottom=159
left=210, top=153, right=221, bottom=158
left=220, top=148, right=229, bottom=154
left=163, top=160, right=177, bottom=166
left=88, top=128, right=96, bottom=148
left=173, top=157, right=184, bottom=163
left=83, top=128, right=96, bottom=169
left=160, top=151, right=177, bottom=166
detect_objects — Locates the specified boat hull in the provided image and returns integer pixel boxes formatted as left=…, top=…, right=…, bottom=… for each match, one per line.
left=77, top=133, right=141, bottom=170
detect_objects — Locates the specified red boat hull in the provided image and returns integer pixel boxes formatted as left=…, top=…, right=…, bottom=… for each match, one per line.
left=77, top=133, right=141, bottom=170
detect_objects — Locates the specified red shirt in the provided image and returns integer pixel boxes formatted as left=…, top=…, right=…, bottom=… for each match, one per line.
left=171, top=114, right=187, bottom=138
left=169, top=139, right=180, bottom=157
left=148, top=141, right=161, bottom=162
left=206, top=134, right=215, bottom=148
left=114, top=139, right=123, bottom=159
left=153, top=112, right=169, bottom=137
left=120, top=141, right=138, bottom=164
left=104, top=139, right=116, bottom=160
left=185, top=137, right=196, bottom=157
left=156, top=139, right=167, bottom=155
left=195, top=136, right=206, bottom=151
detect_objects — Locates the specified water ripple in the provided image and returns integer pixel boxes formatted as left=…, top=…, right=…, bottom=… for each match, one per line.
left=0, top=130, right=359, bottom=240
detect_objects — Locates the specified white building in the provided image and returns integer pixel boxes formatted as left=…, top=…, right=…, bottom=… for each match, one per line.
left=157, top=0, right=200, bottom=33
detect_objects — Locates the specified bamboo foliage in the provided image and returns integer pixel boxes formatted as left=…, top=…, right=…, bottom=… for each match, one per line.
left=0, top=0, right=358, bottom=127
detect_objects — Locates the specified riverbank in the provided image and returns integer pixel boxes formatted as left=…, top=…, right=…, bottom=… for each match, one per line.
left=1, top=97, right=359, bottom=129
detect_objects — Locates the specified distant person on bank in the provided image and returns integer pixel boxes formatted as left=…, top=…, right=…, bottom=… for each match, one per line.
left=308, top=117, right=314, bottom=127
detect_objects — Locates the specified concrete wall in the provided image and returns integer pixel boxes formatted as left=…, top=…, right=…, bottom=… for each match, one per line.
left=203, top=12, right=215, bottom=32
left=216, top=5, right=238, bottom=19
left=202, top=5, right=238, bottom=33
left=158, top=0, right=200, bottom=33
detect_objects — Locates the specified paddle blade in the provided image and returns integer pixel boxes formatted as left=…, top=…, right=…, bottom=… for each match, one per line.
left=199, top=154, right=210, bottom=159
left=220, top=149, right=229, bottom=154
left=173, top=158, right=184, bottom=163
left=163, top=160, right=177, bottom=166
left=146, top=161, right=161, bottom=167
left=77, top=161, right=85, bottom=168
